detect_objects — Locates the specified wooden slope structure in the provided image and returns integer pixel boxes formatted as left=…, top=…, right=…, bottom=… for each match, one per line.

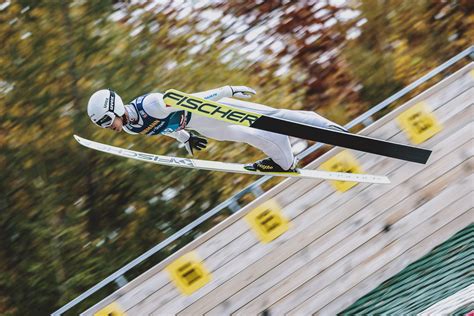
left=82, top=63, right=473, bottom=316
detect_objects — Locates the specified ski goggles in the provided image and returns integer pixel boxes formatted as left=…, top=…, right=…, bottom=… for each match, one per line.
left=96, top=112, right=115, bottom=128
left=95, top=90, right=120, bottom=128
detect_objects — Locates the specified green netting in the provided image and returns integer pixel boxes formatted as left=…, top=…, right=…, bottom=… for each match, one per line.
left=340, top=223, right=474, bottom=315
left=452, top=302, right=474, bottom=315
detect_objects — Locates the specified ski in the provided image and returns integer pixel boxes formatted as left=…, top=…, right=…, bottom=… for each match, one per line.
left=163, top=89, right=432, bottom=164
left=74, top=135, right=390, bottom=184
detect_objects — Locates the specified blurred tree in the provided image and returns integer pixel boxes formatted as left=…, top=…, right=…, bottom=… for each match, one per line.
left=209, top=0, right=368, bottom=122
left=0, top=0, right=264, bottom=314
left=210, top=0, right=473, bottom=120
left=344, top=0, right=474, bottom=107
left=1, top=1, right=122, bottom=313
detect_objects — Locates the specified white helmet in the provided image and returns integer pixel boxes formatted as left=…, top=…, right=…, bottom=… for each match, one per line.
left=87, top=89, right=125, bottom=128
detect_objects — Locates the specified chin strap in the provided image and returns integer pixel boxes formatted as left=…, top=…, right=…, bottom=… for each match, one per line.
left=121, top=114, right=129, bottom=125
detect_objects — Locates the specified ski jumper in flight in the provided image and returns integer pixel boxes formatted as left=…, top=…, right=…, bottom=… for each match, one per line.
left=87, top=86, right=347, bottom=172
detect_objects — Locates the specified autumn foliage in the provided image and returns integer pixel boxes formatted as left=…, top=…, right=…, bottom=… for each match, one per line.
left=0, top=0, right=472, bottom=314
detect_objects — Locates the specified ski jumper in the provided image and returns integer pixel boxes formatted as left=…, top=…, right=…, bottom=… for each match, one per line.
left=122, top=87, right=339, bottom=170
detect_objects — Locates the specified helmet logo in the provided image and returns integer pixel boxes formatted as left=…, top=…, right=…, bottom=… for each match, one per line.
left=109, top=91, right=116, bottom=112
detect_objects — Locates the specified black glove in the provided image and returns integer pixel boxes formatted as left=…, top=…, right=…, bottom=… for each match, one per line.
left=184, top=133, right=208, bottom=156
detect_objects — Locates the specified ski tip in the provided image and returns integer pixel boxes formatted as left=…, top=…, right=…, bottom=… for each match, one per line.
left=73, top=135, right=88, bottom=146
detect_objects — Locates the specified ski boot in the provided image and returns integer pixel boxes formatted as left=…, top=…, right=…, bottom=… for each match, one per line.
left=244, top=157, right=297, bottom=173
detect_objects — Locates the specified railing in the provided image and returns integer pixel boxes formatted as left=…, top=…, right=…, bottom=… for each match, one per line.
left=52, top=45, right=474, bottom=316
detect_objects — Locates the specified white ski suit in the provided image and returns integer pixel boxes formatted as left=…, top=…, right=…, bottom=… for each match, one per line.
left=122, top=86, right=341, bottom=170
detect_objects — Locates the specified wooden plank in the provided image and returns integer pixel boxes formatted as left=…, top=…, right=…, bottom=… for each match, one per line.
left=369, top=63, right=473, bottom=129
left=223, top=149, right=473, bottom=315
left=135, top=154, right=395, bottom=311
left=274, top=100, right=473, bottom=218
left=272, top=87, right=472, bottom=211
left=191, top=82, right=472, bottom=276
left=210, top=152, right=473, bottom=315
left=314, top=207, right=474, bottom=316
left=131, top=103, right=468, bottom=316
left=287, top=192, right=473, bottom=315
left=172, top=128, right=472, bottom=314
left=162, top=103, right=465, bottom=314
left=200, top=68, right=472, bottom=253
left=276, top=152, right=472, bottom=314
left=273, top=91, right=472, bottom=230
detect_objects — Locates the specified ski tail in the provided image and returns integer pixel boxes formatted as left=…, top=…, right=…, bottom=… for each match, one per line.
left=252, top=116, right=431, bottom=164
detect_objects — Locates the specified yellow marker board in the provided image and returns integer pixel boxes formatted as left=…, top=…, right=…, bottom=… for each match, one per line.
left=166, top=252, right=211, bottom=295
left=320, top=150, right=362, bottom=192
left=396, top=102, right=442, bottom=144
left=94, top=302, right=125, bottom=316
left=245, top=199, right=290, bottom=243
